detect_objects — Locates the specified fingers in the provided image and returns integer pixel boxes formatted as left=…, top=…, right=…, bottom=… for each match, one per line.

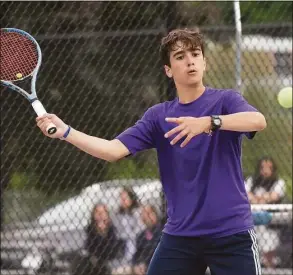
left=164, top=124, right=185, bottom=138
left=165, top=117, right=191, bottom=146
left=165, top=117, right=184, bottom=124
left=37, top=117, right=54, bottom=135
left=37, top=119, right=49, bottom=134
left=170, top=129, right=189, bottom=145
left=36, top=114, right=56, bottom=133
left=35, top=113, right=54, bottom=122
left=180, top=134, right=193, bottom=147
left=165, top=117, right=199, bottom=147
left=37, top=118, right=46, bottom=129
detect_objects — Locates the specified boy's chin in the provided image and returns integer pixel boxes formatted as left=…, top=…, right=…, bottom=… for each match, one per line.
left=186, top=79, right=200, bottom=86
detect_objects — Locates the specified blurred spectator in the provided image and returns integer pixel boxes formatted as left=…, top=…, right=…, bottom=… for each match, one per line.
left=112, top=187, right=144, bottom=274
left=132, top=204, right=162, bottom=275
left=246, top=156, right=285, bottom=204
left=245, top=156, right=286, bottom=268
left=71, top=203, right=124, bottom=275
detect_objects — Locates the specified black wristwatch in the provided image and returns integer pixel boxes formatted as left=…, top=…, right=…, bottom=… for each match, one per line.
left=210, top=115, right=222, bottom=132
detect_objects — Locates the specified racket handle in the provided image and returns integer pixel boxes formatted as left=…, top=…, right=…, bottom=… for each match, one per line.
left=32, top=100, right=57, bottom=135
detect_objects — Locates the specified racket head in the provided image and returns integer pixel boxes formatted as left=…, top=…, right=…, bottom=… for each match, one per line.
left=0, top=28, right=42, bottom=83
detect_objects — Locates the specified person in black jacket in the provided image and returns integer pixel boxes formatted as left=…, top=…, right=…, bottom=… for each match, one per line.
left=132, top=204, right=162, bottom=275
left=71, top=203, right=124, bottom=275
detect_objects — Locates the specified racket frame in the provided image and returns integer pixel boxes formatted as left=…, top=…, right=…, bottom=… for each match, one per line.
left=1, top=28, right=41, bottom=102
left=1, top=28, right=57, bottom=134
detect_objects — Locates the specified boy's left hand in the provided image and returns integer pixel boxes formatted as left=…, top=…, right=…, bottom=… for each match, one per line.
left=164, top=116, right=211, bottom=147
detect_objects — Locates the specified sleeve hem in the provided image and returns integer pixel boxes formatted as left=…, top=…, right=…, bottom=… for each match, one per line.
left=245, top=131, right=257, bottom=139
left=115, top=137, right=136, bottom=157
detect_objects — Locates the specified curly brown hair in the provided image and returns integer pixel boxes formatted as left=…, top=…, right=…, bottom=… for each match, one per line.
left=160, top=28, right=205, bottom=66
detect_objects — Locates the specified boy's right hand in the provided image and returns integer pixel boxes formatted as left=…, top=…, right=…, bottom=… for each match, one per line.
left=36, top=114, right=68, bottom=139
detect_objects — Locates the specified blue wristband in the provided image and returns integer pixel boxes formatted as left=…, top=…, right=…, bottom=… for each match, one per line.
left=63, top=126, right=71, bottom=139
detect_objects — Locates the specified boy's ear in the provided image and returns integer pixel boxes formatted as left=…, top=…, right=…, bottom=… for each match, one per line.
left=164, top=65, right=172, bottom=78
left=203, top=57, right=206, bottom=71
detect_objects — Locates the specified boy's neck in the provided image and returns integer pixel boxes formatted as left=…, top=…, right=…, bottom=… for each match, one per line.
left=176, top=83, right=206, bottom=104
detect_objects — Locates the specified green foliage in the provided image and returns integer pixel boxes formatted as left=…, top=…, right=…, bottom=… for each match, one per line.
left=5, top=171, right=81, bottom=224
left=217, top=1, right=292, bottom=25
left=240, top=2, right=292, bottom=24
left=104, top=155, right=159, bottom=181
left=9, top=171, right=39, bottom=190
left=3, top=188, right=78, bottom=224
left=181, top=1, right=292, bottom=26
left=204, top=44, right=235, bottom=88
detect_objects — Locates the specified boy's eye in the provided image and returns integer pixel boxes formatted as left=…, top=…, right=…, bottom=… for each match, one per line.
left=176, top=55, right=184, bottom=60
left=192, top=52, right=199, bottom=57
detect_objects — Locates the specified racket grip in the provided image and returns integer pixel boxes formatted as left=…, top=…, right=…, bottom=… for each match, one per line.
left=32, top=100, right=57, bottom=135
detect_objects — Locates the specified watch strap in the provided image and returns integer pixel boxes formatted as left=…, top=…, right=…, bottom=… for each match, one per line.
left=210, top=115, right=222, bottom=132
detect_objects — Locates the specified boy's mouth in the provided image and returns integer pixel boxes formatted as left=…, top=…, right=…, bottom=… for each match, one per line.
left=187, top=69, right=197, bottom=75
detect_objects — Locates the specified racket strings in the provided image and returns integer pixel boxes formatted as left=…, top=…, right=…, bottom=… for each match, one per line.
left=0, top=31, right=38, bottom=81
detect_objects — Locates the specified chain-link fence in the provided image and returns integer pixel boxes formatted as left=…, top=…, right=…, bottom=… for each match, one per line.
left=1, top=2, right=292, bottom=275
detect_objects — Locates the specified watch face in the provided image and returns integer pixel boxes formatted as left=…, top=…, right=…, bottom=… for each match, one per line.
left=214, top=118, right=221, bottom=126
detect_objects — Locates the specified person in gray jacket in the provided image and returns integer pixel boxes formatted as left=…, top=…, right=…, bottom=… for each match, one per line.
left=111, top=186, right=145, bottom=274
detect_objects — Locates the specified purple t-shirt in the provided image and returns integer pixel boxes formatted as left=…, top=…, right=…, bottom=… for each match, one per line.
left=116, top=87, right=258, bottom=238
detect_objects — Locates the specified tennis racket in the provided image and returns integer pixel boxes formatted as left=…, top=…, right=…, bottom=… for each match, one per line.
left=0, top=28, right=57, bottom=135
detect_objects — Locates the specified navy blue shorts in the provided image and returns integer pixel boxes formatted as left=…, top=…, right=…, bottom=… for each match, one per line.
left=147, top=229, right=261, bottom=275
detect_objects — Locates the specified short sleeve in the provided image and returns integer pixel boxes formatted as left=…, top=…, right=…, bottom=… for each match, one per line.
left=115, top=108, right=156, bottom=156
left=271, top=179, right=286, bottom=198
left=223, top=90, right=259, bottom=114
left=245, top=177, right=253, bottom=192
left=223, top=90, right=259, bottom=139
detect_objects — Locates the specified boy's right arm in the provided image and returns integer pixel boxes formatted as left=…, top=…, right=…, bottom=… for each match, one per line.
left=65, top=129, right=130, bottom=162
left=36, top=114, right=130, bottom=162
